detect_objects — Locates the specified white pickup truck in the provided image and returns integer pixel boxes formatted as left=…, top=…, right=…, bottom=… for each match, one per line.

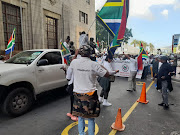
left=0, top=49, right=68, bottom=116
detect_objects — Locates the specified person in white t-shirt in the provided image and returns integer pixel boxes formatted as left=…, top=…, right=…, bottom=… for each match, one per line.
left=98, top=55, right=119, bottom=106
left=63, top=36, right=70, bottom=51
left=73, top=31, right=89, bottom=59
left=68, top=45, right=109, bottom=135
left=125, top=54, right=138, bottom=92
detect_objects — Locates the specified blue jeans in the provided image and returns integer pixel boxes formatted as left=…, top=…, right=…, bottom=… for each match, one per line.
left=78, top=116, right=95, bottom=135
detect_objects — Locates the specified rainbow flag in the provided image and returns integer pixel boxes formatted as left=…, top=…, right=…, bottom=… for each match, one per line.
left=5, top=28, right=15, bottom=55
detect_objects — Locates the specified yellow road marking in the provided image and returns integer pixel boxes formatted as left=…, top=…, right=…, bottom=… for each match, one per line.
left=61, top=120, right=99, bottom=135
left=136, top=81, right=145, bottom=85
left=109, top=81, right=154, bottom=135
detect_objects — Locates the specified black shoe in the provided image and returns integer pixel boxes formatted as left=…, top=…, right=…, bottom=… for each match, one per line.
left=158, top=103, right=165, bottom=106
left=164, top=104, right=169, bottom=109
left=126, top=89, right=133, bottom=92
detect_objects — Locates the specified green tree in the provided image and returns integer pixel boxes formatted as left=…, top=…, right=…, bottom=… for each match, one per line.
left=149, top=43, right=154, bottom=53
left=123, top=28, right=133, bottom=44
left=131, top=39, right=140, bottom=47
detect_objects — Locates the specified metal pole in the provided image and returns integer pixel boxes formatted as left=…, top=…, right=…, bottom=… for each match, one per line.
left=172, top=35, right=174, bottom=53
left=10, top=47, right=12, bottom=58
left=108, top=32, right=109, bottom=45
left=20, top=0, right=24, bottom=50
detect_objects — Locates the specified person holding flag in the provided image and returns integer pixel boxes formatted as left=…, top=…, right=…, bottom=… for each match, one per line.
left=63, top=36, right=70, bottom=51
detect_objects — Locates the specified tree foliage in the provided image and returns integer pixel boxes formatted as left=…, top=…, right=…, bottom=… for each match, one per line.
left=130, top=39, right=155, bottom=53
left=130, top=39, right=139, bottom=47
left=149, top=43, right=155, bottom=53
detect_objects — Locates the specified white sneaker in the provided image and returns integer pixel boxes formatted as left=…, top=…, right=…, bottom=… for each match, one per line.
left=99, top=97, right=103, bottom=103
left=103, top=99, right=112, bottom=106
left=157, top=89, right=162, bottom=93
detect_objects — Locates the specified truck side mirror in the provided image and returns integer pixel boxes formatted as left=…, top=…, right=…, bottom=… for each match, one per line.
left=37, top=59, right=49, bottom=66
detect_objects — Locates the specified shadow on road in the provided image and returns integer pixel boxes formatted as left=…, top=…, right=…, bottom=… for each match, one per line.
left=0, top=86, right=69, bottom=121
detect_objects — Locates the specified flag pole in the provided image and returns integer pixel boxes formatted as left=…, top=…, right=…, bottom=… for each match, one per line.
left=108, top=32, right=110, bottom=46
left=10, top=47, right=12, bottom=58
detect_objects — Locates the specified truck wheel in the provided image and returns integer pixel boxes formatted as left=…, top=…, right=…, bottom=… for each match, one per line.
left=2, top=87, right=33, bottom=117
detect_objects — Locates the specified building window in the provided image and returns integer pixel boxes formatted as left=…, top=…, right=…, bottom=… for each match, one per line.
left=86, top=0, right=90, bottom=5
left=79, top=11, right=88, bottom=24
left=46, top=16, right=57, bottom=49
left=2, top=2, right=22, bottom=51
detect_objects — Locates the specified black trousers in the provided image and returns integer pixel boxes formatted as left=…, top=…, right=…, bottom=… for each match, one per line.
left=67, top=84, right=74, bottom=114
left=142, top=66, right=148, bottom=79
left=100, top=82, right=111, bottom=99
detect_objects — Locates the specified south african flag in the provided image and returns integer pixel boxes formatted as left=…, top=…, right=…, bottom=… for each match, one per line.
left=5, top=28, right=15, bottom=55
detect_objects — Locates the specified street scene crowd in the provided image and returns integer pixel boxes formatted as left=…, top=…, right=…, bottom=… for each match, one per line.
left=50, top=33, right=178, bottom=135
left=0, top=0, right=180, bottom=135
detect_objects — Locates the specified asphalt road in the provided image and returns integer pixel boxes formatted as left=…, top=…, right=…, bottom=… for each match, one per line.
left=0, top=77, right=180, bottom=135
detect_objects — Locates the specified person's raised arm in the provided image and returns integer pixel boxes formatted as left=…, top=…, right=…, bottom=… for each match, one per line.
left=73, top=49, right=79, bottom=59
left=124, top=54, right=130, bottom=59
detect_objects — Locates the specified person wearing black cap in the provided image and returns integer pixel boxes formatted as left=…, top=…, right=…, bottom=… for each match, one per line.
left=67, top=45, right=109, bottom=135
left=158, top=56, right=173, bottom=109
left=98, top=55, right=119, bottom=106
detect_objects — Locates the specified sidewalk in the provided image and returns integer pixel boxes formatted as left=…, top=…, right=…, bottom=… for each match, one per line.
left=172, top=67, right=180, bottom=82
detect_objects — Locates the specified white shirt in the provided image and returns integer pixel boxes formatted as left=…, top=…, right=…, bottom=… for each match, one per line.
left=79, top=34, right=88, bottom=48
left=129, top=58, right=137, bottom=72
left=0, top=60, right=4, bottom=63
left=100, top=55, right=106, bottom=65
left=63, top=42, right=69, bottom=50
left=143, top=59, right=149, bottom=67
left=103, top=61, right=116, bottom=75
left=66, top=67, right=73, bottom=85
left=158, top=62, right=162, bottom=71
left=68, top=57, right=107, bottom=93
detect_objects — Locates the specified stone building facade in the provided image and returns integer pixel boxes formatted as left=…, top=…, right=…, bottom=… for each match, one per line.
left=0, top=0, right=95, bottom=55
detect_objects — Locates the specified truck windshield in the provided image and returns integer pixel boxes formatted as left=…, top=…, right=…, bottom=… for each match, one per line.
left=5, top=51, right=43, bottom=64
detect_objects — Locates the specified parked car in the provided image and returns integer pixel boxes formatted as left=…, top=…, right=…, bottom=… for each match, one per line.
left=0, top=49, right=67, bottom=116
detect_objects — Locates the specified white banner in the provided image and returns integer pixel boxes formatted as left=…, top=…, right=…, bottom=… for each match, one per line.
left=97, top=58, right=143, bottom=79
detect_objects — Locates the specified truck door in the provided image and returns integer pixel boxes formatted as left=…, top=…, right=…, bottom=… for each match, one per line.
left=36, top=51, right=67, bottom=93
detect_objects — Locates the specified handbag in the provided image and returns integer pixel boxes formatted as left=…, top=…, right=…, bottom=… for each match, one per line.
left=109, top=75, right=115, bottom=82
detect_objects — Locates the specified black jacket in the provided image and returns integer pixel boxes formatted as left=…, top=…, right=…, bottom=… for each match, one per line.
left=158, top=62, right=173, bottom=81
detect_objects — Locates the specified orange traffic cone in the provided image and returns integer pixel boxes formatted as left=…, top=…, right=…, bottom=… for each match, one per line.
left=137, top=83, right=149, bottom=104
left=111, top=108, right=125, bottom=131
